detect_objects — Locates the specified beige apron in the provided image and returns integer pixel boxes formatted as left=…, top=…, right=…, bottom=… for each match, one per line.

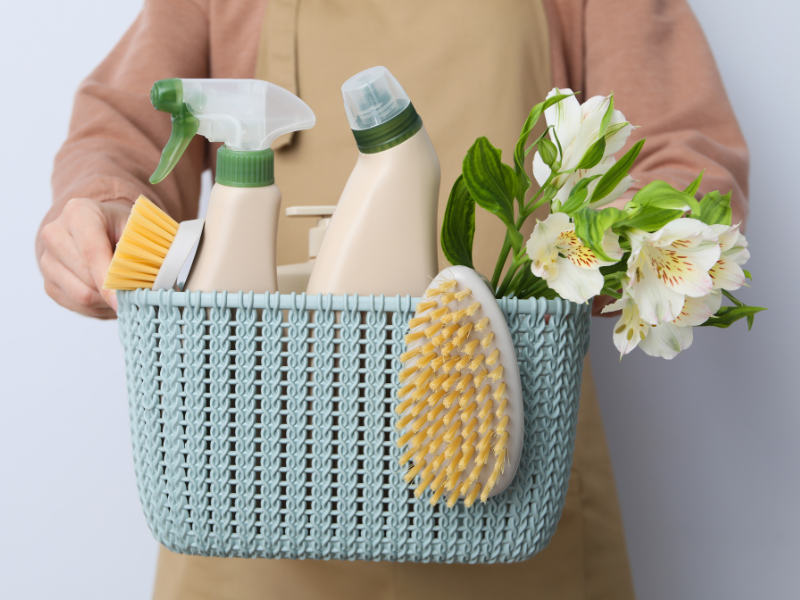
left=154, top=2, right=634, bottom=597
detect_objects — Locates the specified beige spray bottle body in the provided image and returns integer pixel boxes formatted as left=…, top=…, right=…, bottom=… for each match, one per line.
left=307, top=66, right=440, bottom=297
left=186, top=179, right=281, bottom=293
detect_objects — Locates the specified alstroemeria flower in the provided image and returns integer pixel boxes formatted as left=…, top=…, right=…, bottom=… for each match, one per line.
left=533, top=88, right=634, bottom=207
left=708, top=223, right=750, bottom=291
left=638, top=292, right=721, bottom=359
left=527, top=212, right=623, bottom=304
left=603, top=292, right=650, bottom=356
left=626, top=219, right=721, bottom=325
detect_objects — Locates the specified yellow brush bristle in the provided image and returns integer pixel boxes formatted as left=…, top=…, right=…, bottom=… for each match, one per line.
left=103, top=195, right=179, bottom=290
left=396, top=277, right=512, bottom=507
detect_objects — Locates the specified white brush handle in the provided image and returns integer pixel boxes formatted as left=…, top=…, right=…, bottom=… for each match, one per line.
left=153, top=219, right=205, bottom=291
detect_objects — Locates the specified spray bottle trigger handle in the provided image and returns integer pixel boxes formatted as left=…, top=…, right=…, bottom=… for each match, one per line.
left=150, top=109, right=200, bottom=184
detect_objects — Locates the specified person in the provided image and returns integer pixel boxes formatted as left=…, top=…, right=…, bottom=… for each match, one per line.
left=35, top=1, right=748, bottom=598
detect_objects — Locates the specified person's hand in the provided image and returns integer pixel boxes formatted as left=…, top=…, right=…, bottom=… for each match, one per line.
left=36, top=197, right=132, bottom=319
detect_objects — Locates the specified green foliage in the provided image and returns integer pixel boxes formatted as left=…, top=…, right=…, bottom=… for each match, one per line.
left=599, top=94, right=615, bottom=137
left=700, top=305, right=766, bottom=329
left=538, top=138, right=558, bottom=167
left=590, top=139, right=645, bottom=205
left=440, top=175, right=475, bottom=269
left=617, top=208, right=686, bottom=232
left=573, top=206, right=624, bottom=261
left=695, top=190, right=733, bottom=226
left=626, top=180, right=700, bottom=214
left=576, top=137, right=606, bottom=170
left=513, top=93, right=573, bottom=206
left=462, top=137, right=522, bottom=252
left=684, top=170, right=705, bottom=196
left=560, top=174, right=603, bottom=214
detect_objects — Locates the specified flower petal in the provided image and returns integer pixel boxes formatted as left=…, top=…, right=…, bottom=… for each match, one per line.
left=642, top=242, right=718, bottom=298
left=564, top=108, right=605, bottom=171
left=532, top=151, right=552, bottom=187
left=527, top=213, right=573, bottom=277
left=705, top=290, right=722, bottom=314
left=639, top=321, right=693, bottom=359
left=628, top=257, right=686, bottom=324
left=589, top=174, right=633, bottom=209
left=709, top=256, right=746, bottom=291
left=600, top=230, right=625, bottom=263
left=650, top=218, right=718, bottom=248
left=604, top=110, right=633, bottom=156
left=611, top=298, right=649, bottom=356
left=549, top=257, right=605, bottom=304
left=544, top=88, right=581, bottom=151
left=672, top=295, right=713, bottom=327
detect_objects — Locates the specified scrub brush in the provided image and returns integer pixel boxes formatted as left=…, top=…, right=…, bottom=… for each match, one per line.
left=103, top=194, right=204, bottom=291
left=396, top=265, right=523, bottom=507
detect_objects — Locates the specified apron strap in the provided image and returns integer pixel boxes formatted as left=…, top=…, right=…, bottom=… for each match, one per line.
left=255, top=0, right=301, bottom=150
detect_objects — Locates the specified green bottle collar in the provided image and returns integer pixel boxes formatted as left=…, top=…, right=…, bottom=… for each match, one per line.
left=351, top=102, right=423, bottom=154
left=215, top=146, right=274, bottom=188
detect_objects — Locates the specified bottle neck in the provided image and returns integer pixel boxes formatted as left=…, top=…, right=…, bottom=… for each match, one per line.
left=350, top=102, right=423, bottom=154
left=216, top=146, right=274, bottom=187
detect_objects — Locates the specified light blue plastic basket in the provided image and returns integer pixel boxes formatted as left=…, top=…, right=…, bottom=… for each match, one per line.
left=117, top=290, right=590, bottom=563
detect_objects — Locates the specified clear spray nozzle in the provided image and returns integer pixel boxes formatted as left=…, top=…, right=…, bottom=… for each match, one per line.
left=150, top=78, right=316, bottom=184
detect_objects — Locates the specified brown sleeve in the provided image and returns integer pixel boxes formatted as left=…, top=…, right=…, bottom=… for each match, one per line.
left=543, top=0, right=750, bottom=226
left=48, top=0, right=211, bottom=223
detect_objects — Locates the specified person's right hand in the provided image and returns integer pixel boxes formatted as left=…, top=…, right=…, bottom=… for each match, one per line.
left=36, top=197, right=133, bottom=319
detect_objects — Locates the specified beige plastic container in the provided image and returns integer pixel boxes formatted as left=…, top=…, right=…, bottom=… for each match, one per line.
left=307, top=67, right=440, bottom=297
left=277, top=206, right=335, bottom=294
left=185, top=183, right=282, bottom=293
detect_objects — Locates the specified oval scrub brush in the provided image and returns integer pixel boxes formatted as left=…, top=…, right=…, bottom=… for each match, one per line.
left=396, top=265, right=523, bottom=507
left=103, top=195, right=204, bottom=291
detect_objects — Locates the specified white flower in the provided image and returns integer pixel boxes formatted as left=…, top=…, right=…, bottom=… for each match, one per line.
left=626, top=219, right=721, bottom=325
left=708, top=223, right=750, bottom=291
left=638, top=292, right=721, bottom=359
left=603, top=293, right=650, bottom=356
left=527, top=212, right=623, bottom=304
left=533, top=88, right=634, bottom=207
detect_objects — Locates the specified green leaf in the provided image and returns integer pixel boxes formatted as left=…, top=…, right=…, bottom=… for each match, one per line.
left=538, top=138, right=558, bottom=167
left=600, top=254, right=630, bottom=277
left=684, top=170, right=705, bottom=197
left=561, top=174, right=603, bottom=214
left=604, top=121, right=629, bottom=139
left=573, top=206, right=624, bottom=261
left=576, top=136, right=606, bottom=170
left=440, top=175, right=476, bottom=269
left=627, top=180, right=700, bottom=214
left=743, top=269, right=753, bottom=281
left=599, top=94, right=614, bottom=137
left=699, top=305, right=767, bottom=329
left=513, top=93, right=574, bottom=201
left=591, top=139, right=645, bottom=205
left=696, top=190, right=732, bottom=226
left=616, top=207, right=686, bottom=232
left=463, top=137, right=523, bottom=251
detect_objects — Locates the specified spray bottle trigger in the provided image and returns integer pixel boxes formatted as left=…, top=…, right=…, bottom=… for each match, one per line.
left=150, top=109, right=200, bottom=184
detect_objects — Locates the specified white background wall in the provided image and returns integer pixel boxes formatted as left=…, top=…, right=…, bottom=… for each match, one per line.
left=0, top=1, right=796, bottom=598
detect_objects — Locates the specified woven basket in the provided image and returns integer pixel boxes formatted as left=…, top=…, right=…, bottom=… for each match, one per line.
left=117, top=290, right=589, bottom=563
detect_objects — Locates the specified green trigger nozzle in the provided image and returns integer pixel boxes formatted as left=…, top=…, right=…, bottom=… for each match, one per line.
left=150, top=79, right=199, bottom=184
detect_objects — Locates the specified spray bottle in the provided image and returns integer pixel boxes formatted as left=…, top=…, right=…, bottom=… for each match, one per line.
left=150, top=78, right=316, bottom=292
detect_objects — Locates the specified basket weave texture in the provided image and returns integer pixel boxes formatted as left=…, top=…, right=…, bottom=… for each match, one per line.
left=117, top=290, right=590, bottom=563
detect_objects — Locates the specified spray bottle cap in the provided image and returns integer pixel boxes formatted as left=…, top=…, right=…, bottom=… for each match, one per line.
left=150, top=78, right=316, bottom=186
left=341, top=66, right=422, bottom=154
